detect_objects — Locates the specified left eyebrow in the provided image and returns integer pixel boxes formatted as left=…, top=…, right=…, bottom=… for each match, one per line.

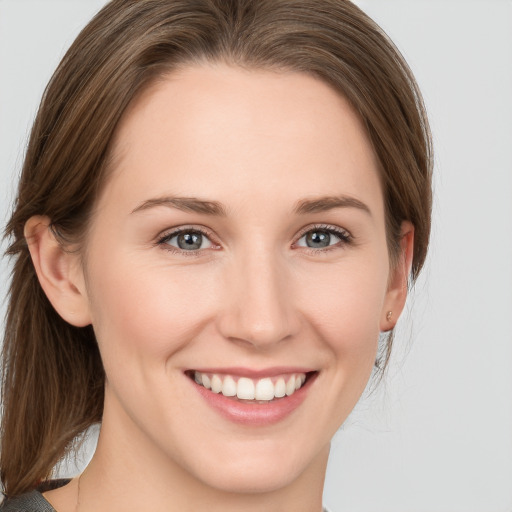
left=131, top=196, right=228, bottom=216
left=293, top=195, right=372, bottom=216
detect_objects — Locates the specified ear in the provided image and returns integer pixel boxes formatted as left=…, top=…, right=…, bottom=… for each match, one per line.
left=24, top=215, right=92, bottom=327
left=380, top=221, right=414, bottom=332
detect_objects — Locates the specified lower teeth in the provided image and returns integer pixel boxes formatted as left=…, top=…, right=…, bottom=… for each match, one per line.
left=235, top=397, right=278, bottom=404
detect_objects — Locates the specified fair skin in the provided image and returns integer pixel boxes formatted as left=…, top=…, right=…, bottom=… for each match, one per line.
left=26, top=63, right=413, bottom=512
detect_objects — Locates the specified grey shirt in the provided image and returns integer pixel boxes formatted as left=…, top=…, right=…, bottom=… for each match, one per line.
left=0, top=490, right=56, bottom=512
left=0, top=480, right=68, bottom=512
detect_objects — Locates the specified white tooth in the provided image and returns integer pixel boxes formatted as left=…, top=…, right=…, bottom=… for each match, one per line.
left=286, top=375, right=296, bottom=396
left=295, top=374, right=302, bottom=390
left=222, top=376, right=237, bottom=397
left=194, top=371, right=202, bottom=384
left=211, top=374, right=222, bottom=393
left=201, top=374, right=211, bottom=389
left=255, top=378, right=275, bottom=401
left=300, top=374, right=306, bottom=385
left=237, top=377, right=255, bottom=399
left=274, top=377, right=286, bottom=398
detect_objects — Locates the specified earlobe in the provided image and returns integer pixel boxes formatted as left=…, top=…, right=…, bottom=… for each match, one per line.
left=24, top=215, right=92, bottom=327
left=380, top=221, right=415, bottom=332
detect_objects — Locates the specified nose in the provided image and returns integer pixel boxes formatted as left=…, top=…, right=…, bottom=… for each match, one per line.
left=216, top=248, right=301, bottom=349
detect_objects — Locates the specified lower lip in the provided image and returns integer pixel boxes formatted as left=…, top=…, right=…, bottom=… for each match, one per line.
left=190, top=373, right=317, bottom=426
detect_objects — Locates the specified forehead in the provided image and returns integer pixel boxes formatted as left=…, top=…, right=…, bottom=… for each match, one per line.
left=102, top=63, right=383, bottom=216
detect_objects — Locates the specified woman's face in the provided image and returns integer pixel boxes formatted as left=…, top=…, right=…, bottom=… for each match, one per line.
left=77, top=64, right=408, bottom=493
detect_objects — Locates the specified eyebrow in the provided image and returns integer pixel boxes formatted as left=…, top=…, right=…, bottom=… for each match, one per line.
left=131, top=194, right=371, bottom=217
left=293, top=195, right=372, bottom=216
left=131, top=197, right=228, bottom=216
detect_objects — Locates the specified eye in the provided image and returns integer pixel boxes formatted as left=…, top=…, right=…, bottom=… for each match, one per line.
left=158, top=228, right=214, bottom=252
left=295, top=225, right=351, bottom=250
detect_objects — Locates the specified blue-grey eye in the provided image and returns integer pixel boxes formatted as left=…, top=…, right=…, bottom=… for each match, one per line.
left=296, top=228, right=345, bottom=249
left=166, top=231, right=213, bottom=251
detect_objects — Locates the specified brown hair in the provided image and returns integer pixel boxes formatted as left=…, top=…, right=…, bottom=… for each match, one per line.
left=1, top=0, right=432, bottom=497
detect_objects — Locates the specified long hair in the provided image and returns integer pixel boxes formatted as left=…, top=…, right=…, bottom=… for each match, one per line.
left=1, top=0, right=432, bottom=497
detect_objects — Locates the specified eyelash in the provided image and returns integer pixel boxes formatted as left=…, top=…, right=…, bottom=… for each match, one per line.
left=295, top=224, right=353, bottom=255
left=156, top=224, right=353, bottom=257
left=156, top=226, right=218, bottom=258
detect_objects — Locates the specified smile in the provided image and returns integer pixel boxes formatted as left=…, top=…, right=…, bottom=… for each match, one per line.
left=193, top=371, right=307, bottom=401
left=186, top=368, right=317, bottom=425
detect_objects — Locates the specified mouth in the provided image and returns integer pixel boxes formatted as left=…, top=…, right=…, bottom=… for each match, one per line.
left=186, top=368, right=318, bottom=425
left=186, top=370, right=315, bottom=403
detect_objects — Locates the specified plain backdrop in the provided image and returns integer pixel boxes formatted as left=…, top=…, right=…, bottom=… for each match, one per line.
left=1, top=1, right=511, bottom=511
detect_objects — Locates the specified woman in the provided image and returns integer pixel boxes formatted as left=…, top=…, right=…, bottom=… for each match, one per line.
left=0, top=1, right=432, bottom=511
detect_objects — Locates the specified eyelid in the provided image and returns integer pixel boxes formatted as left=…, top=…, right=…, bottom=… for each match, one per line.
left=294, top=223, right=352, bottom=240
left=155, top=225, right=220, bottom=255
left=293, top=223, right=353, bottom=251
left=154, top=223, right=353, bottom=256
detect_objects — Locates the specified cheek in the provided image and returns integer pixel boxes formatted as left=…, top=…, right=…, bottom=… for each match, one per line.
left=293, top=258, right=389, bottom=435
left=298, top=257, right=389, bottom=350
left=86, top=252, right=217, bottom=376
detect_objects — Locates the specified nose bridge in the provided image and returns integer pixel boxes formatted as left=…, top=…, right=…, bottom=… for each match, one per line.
left=218, top=244, right=299, bottom=348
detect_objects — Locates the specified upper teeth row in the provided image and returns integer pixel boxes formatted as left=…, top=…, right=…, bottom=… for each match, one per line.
left=194, top=371, right=307, bottom=401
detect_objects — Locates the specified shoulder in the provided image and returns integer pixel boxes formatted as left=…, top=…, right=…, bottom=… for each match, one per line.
left=0, top=490, right=56, bottom=512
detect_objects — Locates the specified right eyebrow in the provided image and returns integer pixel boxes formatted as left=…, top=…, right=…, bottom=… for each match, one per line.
left=131, top=196, right=228, bottom=216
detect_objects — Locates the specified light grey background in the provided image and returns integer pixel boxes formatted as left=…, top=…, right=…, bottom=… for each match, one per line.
left=1, top=1, right=511, bottom=511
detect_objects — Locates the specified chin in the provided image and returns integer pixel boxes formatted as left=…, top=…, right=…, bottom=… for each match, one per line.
left=193, top=459, right=309, bottom=495
left=179, top=437, right=330, bottom=495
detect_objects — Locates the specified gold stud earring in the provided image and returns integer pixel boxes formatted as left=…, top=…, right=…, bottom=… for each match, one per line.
left=386, top=311, right=393, bottom=322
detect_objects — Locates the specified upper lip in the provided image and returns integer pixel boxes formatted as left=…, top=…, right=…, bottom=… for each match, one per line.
left=186, top=366, right=317, bottom=378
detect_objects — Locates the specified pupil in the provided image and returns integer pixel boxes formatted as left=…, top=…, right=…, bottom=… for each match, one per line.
left=307, top=231, right=330, bottom=248
left=178, top=232, right=202, bottom=250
